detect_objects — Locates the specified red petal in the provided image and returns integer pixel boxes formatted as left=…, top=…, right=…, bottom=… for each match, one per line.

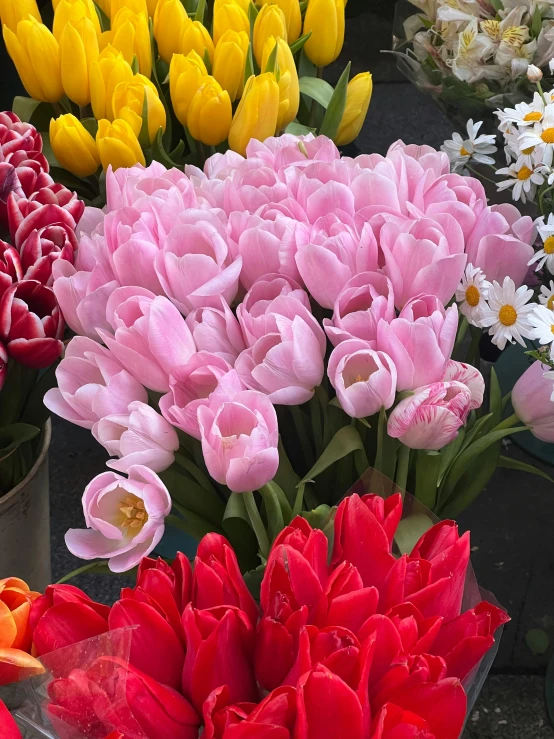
left=8, top=337, right=63, bottom=368
left=32, top=602, right=109, bottom=656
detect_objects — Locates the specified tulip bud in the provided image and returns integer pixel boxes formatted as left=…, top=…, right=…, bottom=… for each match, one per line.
left=253, top=4, right=287, bottom=67
left=112, top=74, right=167, bottom=143
left=0, top=0, right=41, bottom=33
left=334, top=72, right=372, bottom=146
left=169, top=51, right=207, bottom=127
left=96, top=118, right=146, bottom=171
left=146, top=0, right=159, bottom=15
left=258, top=0, right=301, bottom=42
left=3, top=18, right=64, bottom=103
left=153, top=0, right=189, bottom=64
left=212, top=29, right=250, bottom=101
left=50, top=115, right=100, bottom=177
left=111, top=0, right=148, bottom=17
left=109, top=7, right=152, bottom=78
left=187, top=77, right=233, bottom=146
left=214, top=0, right=250, bottom=14
left=303, top=0, right=345, bottom=68
left=181, top=19, right=215, bottom=64
left=228, top=73, right=280, bottom=156
left=261, top=36, right=299, bottom=130
left=52, top=0, right=100, bottom=41
left=213, top=0, right=250, bottom=46
left=59, top=18, right=99, bottom=106
left=90, top=45, right=134, bottom=120
left=527, top=63, right=543, bottom=82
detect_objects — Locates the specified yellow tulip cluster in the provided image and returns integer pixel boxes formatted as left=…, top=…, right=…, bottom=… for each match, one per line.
left=1, top=0, right=372, bottom=177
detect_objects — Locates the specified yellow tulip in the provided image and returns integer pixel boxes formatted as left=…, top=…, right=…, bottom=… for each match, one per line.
left=212, top=30, right=249, bottom=102
left=188, top=77, right=232, bottom=146
left=303, top=0, right=344, bottom=67
left=90, top=45, right=134, bottom=120
left=0, top=0, right=41, bottom=33
left=169, top=51, right=207, bottom=127
left=3, top=18, right=63, bottom=103
left=147, top=0, right=159, bottom=15
left=111, top=0, right=148, bottom=18
left=261, top=36, right=298, bottom=130
left=213, top=0, right=249, bottom=46
left=93, top=0, right=111, bottom=15
left=52, top=0, right=100, bottom=41
left=258, top=0, right=300, bottom=43
left=228, top=73, right=279, bottom=156
left=253, top=4, right=286, bottom=67
left=214, top=0, right=250, bottom=15
left=112, top=74, right=167, bottom=143
left=181, top=20, right=215, bottom=64
left=50, top=114, right=100, bottom=177
left=334, top=72, right=372, bottom=146
left=96, top=118, right=145, bottom=171
left=153, top=0, right=189, bottom=63
left=59, top=18, right=99, bottom=106
left=109, top=7, right=152, bottom=78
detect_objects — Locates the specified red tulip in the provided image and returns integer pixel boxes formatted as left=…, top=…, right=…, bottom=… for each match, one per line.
left=430, top=601, right=510, bottom=680
left=7, top=189, right=83, bottom=242
left=203, top=685, right=296, bottom=739
left=137, top=551, right=192, bottom=612
left=385, top=602, right=443, bottom=655
left=0, top=699, right=22, bottom=739
left=0, top=241, right=22, bottom=300
left=312, top=561, right=379, bottom=636
left=331, top=494, right=396, bottom=594
left=0, top=341, right=7, bottom=391
left=0, top=279, right=64, bottom=368
left=30, top=584, right=110, bottom=656
left=0, top=164, right=23, bottom=226
left=182, top=604, right=257, bottom=712
left=369, top=653, right=447, bottom=713
left=30, top=184, right=84, bottom=224
left=203, top=686, right=254, bottom=739
left=272, top=517, right=330, bottom=586
left=9, top=160, right=51, bottom=198
left=19, top=222, right=76, bottom=285
left=370, top=703, right=435, bottom=739
left=109, top=598, right=185, bottom=690
left=47, top=656, right=199, bottom=739
left=0, top=113, right=47, bottom=170
left=193, top=533, right=259, bottom=627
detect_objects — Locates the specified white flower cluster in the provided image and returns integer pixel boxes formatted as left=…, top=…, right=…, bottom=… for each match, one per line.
left=441, top=119, right=497, bottom=173
left=457, top=264, right=554, bottom=358
left=406, top=0, right=554, bottom=86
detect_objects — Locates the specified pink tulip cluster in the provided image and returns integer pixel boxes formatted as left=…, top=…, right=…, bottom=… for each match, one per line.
left=23, top=494, right=508, bottom=739
left=0, top=112, right=84, bottom=373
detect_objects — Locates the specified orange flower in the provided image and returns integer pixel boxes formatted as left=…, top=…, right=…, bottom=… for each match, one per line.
left=0, top=577, right=45, bottom=685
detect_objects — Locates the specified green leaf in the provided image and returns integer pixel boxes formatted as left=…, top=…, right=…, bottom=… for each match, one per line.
left=248, top=1, right=259, bottom=35
left=195, top=0, right=207, bottom=24
left=12, top=96, right=41, bottom=124
left=526, top=628, right=549, bottom=655
left=395, top=513, right=434, bottom=555
left=498, top=455, right=554, bottom=483
left=0, top=424, right=40, bottom=463
left=299, top=0, right=308, bottom=12
left=21, top=363, right=59, bottom=429
left=289, top=31, right=312, bottom=56
left=298, top=49, right=317, bottom=79
left=273, top=437, right=300, bottom=505
left=374, top=407, right=398, bottom=482
left=319, top=62, right=350, bottom=140
left=244, top=42, right=255, bottom=88
left=222, top=493, right=260, bottom=572
left=259, top=483, right=285, bottom=543
left=439, top=442, right=501, bottom=518
left=285, top=121, right=317, bottom=135
left=296, top=424, right=366, bottom=490
left=532, top=5, right=542, bottom=37
left=131, top=54, right=140, bottom=75
left=202, top=47, right=212, bottom=74
left=460, top=413, right=492, bottom=451
left=80, top=117, right=99, bottom=138
left=301, top=504, right=335, bottom=556
left=489, top=367, right=502, bottom=426
left=151, top=127, right=181, bottom=168
left=138, top=91, right=151, bottom=149
left=93, top=1, right=111, bottom=31
left=298, top=76, right=334, bottom=108
left=159, top=463, right=225, bottom=524
left=167, top=506, right=221, bottom=539
left=414, top=450, right=441, bottom=511
left=57, top=560, right=112, bottom=584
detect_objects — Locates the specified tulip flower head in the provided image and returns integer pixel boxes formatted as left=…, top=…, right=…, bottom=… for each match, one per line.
left=213, top=0, right=250, bottom=46
left=188, top=77, right=233, bottom=146
left=90, top=45, right=134, bottom=120
left=0, top=0, right=41, bottom=32
left=59, top=17, right=100, bottom=106
left=153, top=0, right=190, bottom=63
left=52, top=0, right=100, bottom=41
left=253, top=3, right=287, bottom=67
left=170, top=51, right=208, bottom=127
left=50, top=114, right=100, bottom=178
left=0, top=578, right=44, bottom=686
left=228, top=73, right=280, bottom=156
left=107, top=7, right=152, bottom=79
left=261, top=36, right=300, bottom=130
left=212, top=29, right=250, bottom=101
left=303, top=0, right=345, bottom=67
left=258, top=0, right=301, bottom=42
left=96, top=117, right=146, bottom=171
left=112, top=74, right=167, bottom=144
left=335, top=72, right=373, bottom=146
left=181, top=19, right=215, bottom=63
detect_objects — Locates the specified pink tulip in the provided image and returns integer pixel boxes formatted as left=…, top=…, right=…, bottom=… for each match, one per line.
left=441, top=360, right=485, bottom=411
left=512, top=360, right=554, bottom=441
left=186, top=297, right=246, bottom=364
left=328, top=339, right=397, bottom=418
left=105, top=161, right=197, bottom=212
left=98, top=288, right=197, bottom=392
left=204, top=150, right=245, bottom=178
left=92, top=400, right=179, bottom=473
left=235, top=303, right=326, bottom=405
left=296, top=219, right=378, bottom=309
left=154, top=210, right=242, bottom=314
left=387, top=381, right=472, bottom=450
left=160, top=358, right=244, bottom=440
left=223, top=158, right=290, bottom=215
left=44, top=336, right=148, bottom=429
left=376, top=298, right=458, bottom=392
left=379, top=215, right=467, bottom=308
left=245, top=133, right=339, bottom=169
left=197, top=389, right=279, bottom=493
left=237, top=274, right=311, bottom=347
left=65, top=465, right=172, bottom=572
left=323, top=272, right=395, bottom=346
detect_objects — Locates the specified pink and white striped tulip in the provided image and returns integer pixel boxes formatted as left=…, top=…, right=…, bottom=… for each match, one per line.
left=441, top=360, right=485, bottom=411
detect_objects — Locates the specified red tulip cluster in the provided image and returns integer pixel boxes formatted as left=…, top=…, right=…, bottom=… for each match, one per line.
left=0, top=111, right=83, bottom=373
left=16, top=493, right=507, bottom=739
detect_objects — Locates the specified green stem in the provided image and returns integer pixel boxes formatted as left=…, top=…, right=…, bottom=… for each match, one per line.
left=308, top=66, right=324, bottom=129
left=395, top=444, right=410, bottom=491
left=243, top=491, right=270, bottom=559
left=290, top=405, right=313, bottom=466
left=454, top=315, right=469, bottom=354
left=466, top=164, right=497, bottom=186
left=174, top=450, right=214, bottom=491
left=494, top=411, right=520, bottom=431
left=374, top=407, right=386, bottom=473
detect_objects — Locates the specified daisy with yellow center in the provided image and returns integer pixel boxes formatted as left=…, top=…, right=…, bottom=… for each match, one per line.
left=529, top=305, right=554, bottom=351
left=455, top=263, right=491, bottom=325
left=529, top=214, right=554, bottom=274
left=478, top=276, right=534, bottom=350
left=495, top=93, right=546, bottom=133
left=441, top=119, right=496, bottom=173
left=519, top=103, right=554, bottom=169
left=539, top=280, right=554, bottom=311
left=496, top=161, right=544, bottom=203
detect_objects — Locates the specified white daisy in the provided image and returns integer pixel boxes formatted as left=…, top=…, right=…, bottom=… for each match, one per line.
left=496, top=96, right=546, bottom=132
left=496, top=162, right=545, bottom=202
left=539, top=280, right=554, bottom=310
left=529, top=304, right=554, bottom=347
left=441, top=119, right=497, bottom=172
left=478, top=276, right=535, bottom=350
left=455, top=263, right=491, bottom=325
left=519, top=103, right=554, bottom=167
left=529, top=213, right=554, bottom=273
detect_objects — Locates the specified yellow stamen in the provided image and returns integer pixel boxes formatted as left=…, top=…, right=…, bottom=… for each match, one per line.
left=498, top=305, right=517, bottom=326
left=551, top=324, right=554, bottom=335
left=517, top=166, right=533, bottom=180
left=523, top=111, right=542, bottom=122
left=460, top=146, right=471, bottom=156
left=118, top=493, right=148, bottom=534
left=542, top=128, right=554, bottom=143
left=544, top=236, right=554, bottom=254
left=465, top=285, right=480, bottom=307
left=547, top=295, right=554, bottom=310
left=522, top=146, right=534, bottom=155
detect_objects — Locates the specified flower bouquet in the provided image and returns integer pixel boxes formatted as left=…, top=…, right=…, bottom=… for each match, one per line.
left=392, top=0, right=554, bottom=133
left=2, top=0, right=371, bottom=203
left=0, top=111, right=83, bottom=493
left=0, top=491, right=509, bottom=739
left=39, top=132, right=552, bottom=575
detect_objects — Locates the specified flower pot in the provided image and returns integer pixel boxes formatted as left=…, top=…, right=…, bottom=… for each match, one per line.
left=0, top=421, right=51, bottom=592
